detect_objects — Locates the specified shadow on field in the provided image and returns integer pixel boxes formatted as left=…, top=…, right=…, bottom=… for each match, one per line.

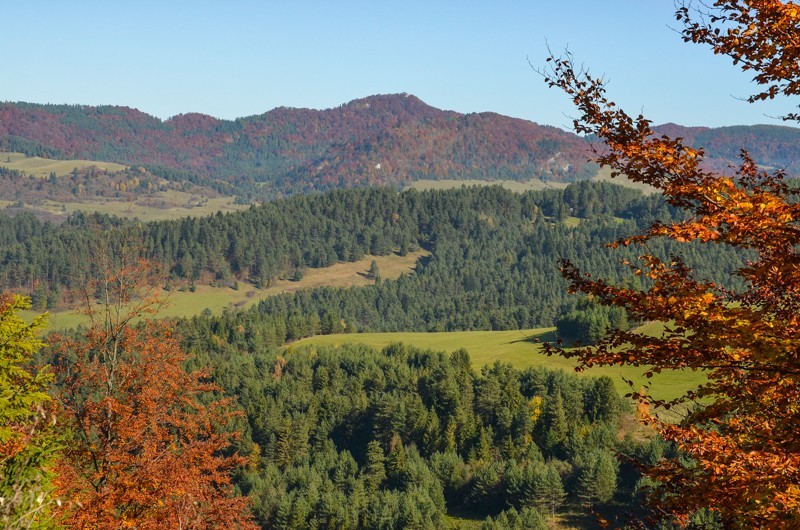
left=509, top=329, right=557, bottom=345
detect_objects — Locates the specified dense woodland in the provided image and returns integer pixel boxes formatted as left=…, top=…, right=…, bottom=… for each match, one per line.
left=0, top=156, right=779, bottom=530
left=0, top=133, right=775, bottom=530
left=181, top=339, right=666, bottom=529
left=5, top=0, right=800, bottom=526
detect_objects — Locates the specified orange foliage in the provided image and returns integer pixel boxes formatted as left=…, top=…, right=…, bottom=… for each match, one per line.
left=51, top=255, right=255, bottom=529
left=678, top=1, right=800, bottom=116
left=542, top=2, right=800, bottom=527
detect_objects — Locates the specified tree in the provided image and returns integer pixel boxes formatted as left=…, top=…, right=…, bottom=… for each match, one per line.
left=0, top=294, right=59, bottom=529
left=576, top=450, right=618, bottom=507
left=51, top=252, right=256, bottom=529
left=538, top=393, right=567, bottom=455
left=538, top=463, right=566, bottom=518
left=543, top=2, right=800, bottom=526
left=368, top=259, right=381, bottom=282
left=364, top=440, right=387, bottom=492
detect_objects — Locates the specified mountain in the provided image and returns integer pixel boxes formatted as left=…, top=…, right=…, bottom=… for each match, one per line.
left=0, top=96, right=592, bottom=197
left=1, top=95, right=799, bottom=197
left=653, top=123, right=800, bottom=173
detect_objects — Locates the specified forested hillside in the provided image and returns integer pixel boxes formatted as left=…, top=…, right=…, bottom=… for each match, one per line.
left=2, top=183, right=747, bottom=341
left=0, top=96, right=593, bottom=197
left=3, top=96, right=799, bottom=199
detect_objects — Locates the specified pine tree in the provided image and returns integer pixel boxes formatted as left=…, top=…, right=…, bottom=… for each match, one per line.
left=540, top=463, right=566, bottom=517
left=364, top=440, right=387, bottom=493
left=274, top=417, right=294, bottom=469
left=368, top=259, right=381, bottom=282
left=577, top=450, right=618, bottom=507
left=540, top=394, right=567, bottom=455
left=387, top=433, right=406, bottom=487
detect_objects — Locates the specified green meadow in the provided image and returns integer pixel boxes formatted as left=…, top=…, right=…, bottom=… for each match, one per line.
left=293, top=326, right=703, bottom=403
left=404, top=167, right=658, bottom=196
left=0, top=151, right=127, bottom=177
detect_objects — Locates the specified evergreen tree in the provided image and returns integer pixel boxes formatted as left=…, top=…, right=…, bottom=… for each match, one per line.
left=363, top=441, right=386, bottom=493
left=577, top=450, right=618, bottom=506
left=540, top=393, right=568, bottom=455
left=539, top=463, right=566, bottom=517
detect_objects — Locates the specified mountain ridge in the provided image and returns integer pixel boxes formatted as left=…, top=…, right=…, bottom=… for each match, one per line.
left=2, top=94, right=799, bottom=197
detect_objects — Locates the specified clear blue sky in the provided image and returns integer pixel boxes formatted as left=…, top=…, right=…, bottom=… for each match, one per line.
left=5, top=1, right=798, bottom=128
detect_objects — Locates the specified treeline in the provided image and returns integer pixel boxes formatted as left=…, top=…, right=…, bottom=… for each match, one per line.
left=181, top=340, right=663, bottom=529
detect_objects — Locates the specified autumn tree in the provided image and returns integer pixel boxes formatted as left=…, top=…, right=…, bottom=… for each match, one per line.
left=51, top=246, right=255, bottom=529
left=0, top=294, right=59, bottom=529
left=542, top=1, right=800, bottom=527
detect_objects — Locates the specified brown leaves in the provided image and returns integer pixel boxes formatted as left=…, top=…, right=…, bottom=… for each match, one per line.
left=51, top=259, right=255, bottom=529
left=543, top=3, right=800, bottom=526
left=53, top=320, right=256, bottom=529
left=677, top=1, right=800, bottom=119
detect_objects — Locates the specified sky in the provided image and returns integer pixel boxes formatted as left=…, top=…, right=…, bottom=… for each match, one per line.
left=5, top=1, right=798, bottom=129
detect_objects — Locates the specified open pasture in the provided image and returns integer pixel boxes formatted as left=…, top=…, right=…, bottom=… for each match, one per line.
left=293, top=327, right=702, bottom=403
left=0, top=151, right=127, bottom=177
left=27, top=251, right=427, bottom=328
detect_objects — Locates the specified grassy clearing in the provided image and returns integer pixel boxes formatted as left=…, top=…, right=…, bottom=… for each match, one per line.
left=0, top=151, right=127, bottom=177
left=252, top=250, right=427, bottom=298
left=292, top=327, right=704, bottom=403
left=406, top=168, right=661, bottom=196
left=406, top=178, right=568, bottom=192
left=9, top=192, right=247, bottom=222
left=443, top=513, right=483, bottom=529
left=30, top=251, right=427, bottom=329
left=592, top=165, right=658, bottom=195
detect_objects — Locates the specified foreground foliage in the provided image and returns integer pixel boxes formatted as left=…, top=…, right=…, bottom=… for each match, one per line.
left=543, top=1, right=800, bottom=526
left=49, top=258, right=255, bottom=529
left=0, top=295, right=58, bottom=529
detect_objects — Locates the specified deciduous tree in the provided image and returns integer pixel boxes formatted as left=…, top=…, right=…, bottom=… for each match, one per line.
left=0, top=294, right=59, bottom=529
left=543, top=2, right=800, bottom=526
left=51, top=252, right=255, bottom=529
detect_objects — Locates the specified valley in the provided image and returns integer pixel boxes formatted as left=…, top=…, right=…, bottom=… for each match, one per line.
left=2, top=59, right=799, bottom=530
left=5, top=0, right=799, bottom=525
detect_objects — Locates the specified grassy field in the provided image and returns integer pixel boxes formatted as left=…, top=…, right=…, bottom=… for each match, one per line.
left=29, top=250, right=427, bottom=329
left=292, top=327, right=703, bottom=403
left=0, top=151, right=127, bottom=177
left=407, top=168, right=659, bottom=196
left=17, top=192, right=248, bottom=221
left=406, top=178, right=569, bottom=192
left=591, top=165, right=658, bottom=195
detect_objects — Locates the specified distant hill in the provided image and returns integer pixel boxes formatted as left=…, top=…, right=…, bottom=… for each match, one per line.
left=652, top=123, right=800, bottom=173
left=2, top=95, right=799, bottom=197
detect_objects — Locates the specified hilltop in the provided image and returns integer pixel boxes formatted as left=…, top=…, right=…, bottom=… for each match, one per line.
left=2, top=95, right=800, bottom=199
